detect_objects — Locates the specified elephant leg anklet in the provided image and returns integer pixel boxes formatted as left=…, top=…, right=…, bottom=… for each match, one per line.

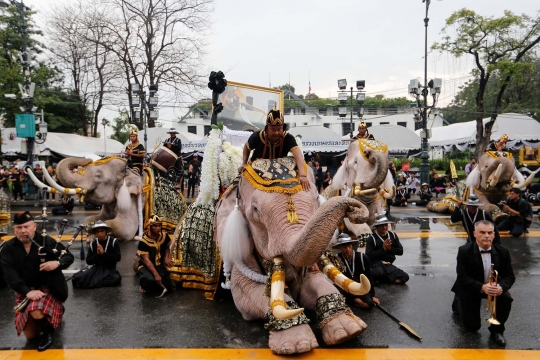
left=316, top=293, right=352, bottom=329
left=264, top=301, right=310, bottom=331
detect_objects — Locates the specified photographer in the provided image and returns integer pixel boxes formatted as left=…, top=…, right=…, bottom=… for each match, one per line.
left=497, top=188, right=529, bottom=237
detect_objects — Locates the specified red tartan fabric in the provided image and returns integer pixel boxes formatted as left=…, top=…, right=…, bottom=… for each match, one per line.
left=15, top=289, right=64, bottom=336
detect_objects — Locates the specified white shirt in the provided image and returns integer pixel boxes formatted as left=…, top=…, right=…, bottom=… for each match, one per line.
left=479, top=245, right=492, bottom=284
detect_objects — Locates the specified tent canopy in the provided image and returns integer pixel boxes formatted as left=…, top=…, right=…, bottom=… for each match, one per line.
left=126, top=127, right=204, bottom=154
left=421, top=113, right=540, bottom=149
left=342, top=124, right=421, bottom=153
left=1, top=128, right=124, bottom=159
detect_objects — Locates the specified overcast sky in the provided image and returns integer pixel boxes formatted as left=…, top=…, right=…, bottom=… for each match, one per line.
left=18, top=0, right=540, bottom=127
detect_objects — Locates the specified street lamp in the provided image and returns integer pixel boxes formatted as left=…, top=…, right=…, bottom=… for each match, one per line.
left=130, top=82, right=159, bottom=151
left=337, top=79, right=366, bottom=139
left=408, top=0, right=442, bottom=185
left=101, top=119, right=108, bottom=155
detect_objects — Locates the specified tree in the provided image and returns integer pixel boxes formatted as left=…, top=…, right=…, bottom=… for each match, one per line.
left=274, top=84, right=295, bottom=94
left=433, top=9, right=540, bottom=159
left=0, top=5, right=64, bottom=128
left=109, top=109, right=132, bottom=144
left=304, top=93, right=319, bottom=100
left=98, top=0, right=213, bottom=129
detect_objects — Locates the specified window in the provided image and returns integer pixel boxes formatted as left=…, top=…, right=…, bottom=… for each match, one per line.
left=187, top=126, right=197, bottom=134
left=290, top=123, right=296, bottom=128
left=302, top=122, right=308, bottom=126
left=380, top=122, right=389, bottom=125
left=323, top=123, right=330, bottom=128
left=365, top=122, right=372, bottom=128
left=398, top=122, right=407, bottom=127
left=204, top=125, right=211, bottom=136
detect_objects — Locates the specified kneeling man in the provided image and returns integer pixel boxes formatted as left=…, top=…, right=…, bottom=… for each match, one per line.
left=451, top=220, right=515, bottom=346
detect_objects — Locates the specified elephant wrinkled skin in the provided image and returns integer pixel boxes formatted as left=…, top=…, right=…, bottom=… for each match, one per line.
left=215, top=163, right=370, bottom=355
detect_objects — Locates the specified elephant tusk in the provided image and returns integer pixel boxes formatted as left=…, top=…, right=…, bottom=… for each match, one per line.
left=379, top=185, right=395, bottom=199
left=513, top=168, right=540, bottom=190
left=42, top=165, right=86, bottom=196
left=486, top=164, right=503, bottom=189
left=270, top=256, right=304, bottom=320
left=318, top=254, right=371, bottom=296
left=356, top=188, right=378, bottom=196
left=26, top=168, right=55, bottom=193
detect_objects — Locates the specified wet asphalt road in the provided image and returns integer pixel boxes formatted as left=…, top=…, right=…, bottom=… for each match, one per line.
left=1, top=205, right=539, bottom=351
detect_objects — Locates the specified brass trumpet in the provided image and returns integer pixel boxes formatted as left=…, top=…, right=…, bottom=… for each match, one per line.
left=486, top=263, right=501, bottom=325
left=14, top=297, right=30, bottom=313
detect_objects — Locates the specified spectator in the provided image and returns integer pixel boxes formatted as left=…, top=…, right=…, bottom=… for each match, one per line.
left=393, top=185, right=409, bottom=207
left=396, top=173, right=407, bottom=188
left=186, top=164, right=197, bottom=198
left=314, top=161, right=323, bottom=193
left=388, top=162, right=397, bottom=183
left=497, top=188, right=530, bottom=237
left=465, top=158, right=477, bottom=177
left=407, top=173, right=420, bottom=196
left=8, top=168, right=23, bottom=201
left=323, top=170, right=332, bottom=189
left=430, top=173, right=447, bottom=198
left=52, top=195, right=75, bottom=215
left=416, top=183, right=433, bottom=206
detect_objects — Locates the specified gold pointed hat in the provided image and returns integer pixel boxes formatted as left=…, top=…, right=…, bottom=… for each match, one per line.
left=266, top=106, right=284, bottom=126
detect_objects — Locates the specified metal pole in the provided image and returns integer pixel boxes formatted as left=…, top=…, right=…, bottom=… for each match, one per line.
left=350, top=86, right=353, bottom=139
left=420, top=0, right=431, bottom=185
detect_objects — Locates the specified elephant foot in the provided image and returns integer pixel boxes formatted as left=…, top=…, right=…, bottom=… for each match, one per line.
left=321, top=311, right=367, bottom=346
left=268, top=324, right=318, bottom=355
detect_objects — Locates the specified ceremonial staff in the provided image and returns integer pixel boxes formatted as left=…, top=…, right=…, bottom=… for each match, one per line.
left=450, top=160, right=460, bottom=199
left=376, top=304, right=422, bottom=340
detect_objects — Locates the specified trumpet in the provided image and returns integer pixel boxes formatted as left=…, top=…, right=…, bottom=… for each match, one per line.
left=14, top=297, right=30, bottom=313
left=486, top=263, right=501, bottom=325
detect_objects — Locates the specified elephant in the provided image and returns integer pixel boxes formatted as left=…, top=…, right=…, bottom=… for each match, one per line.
left=466, top=151, right=539, bottom=221
left=28, top=157, right=186, bottom=240
left=325, top=139, right=395, bottom=239
left=215, top=157, right=371, bottom=355
left=427, top=181, right=466, bottom=214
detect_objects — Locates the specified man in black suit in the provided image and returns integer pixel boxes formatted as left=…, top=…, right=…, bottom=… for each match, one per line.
left=451, top=220, right=515, bottom=347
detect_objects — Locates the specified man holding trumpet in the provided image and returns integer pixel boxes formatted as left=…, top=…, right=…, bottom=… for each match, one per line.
left=451, top=220, right=515, bottom=346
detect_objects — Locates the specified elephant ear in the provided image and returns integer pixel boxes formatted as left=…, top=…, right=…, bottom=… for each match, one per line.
left=331, top=157, right=348, bottom=190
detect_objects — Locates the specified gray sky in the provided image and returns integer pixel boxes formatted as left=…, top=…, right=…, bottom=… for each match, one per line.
left=19, top=0, right=540, bottom=123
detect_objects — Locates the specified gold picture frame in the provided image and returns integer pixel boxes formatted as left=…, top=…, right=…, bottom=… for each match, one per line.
left=216, top=81, right=284, bottom=131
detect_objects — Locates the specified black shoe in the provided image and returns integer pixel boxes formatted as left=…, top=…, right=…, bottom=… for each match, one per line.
left=491, top=332, right=506, bottom=347
left=38, top=326, right=54, bottom=351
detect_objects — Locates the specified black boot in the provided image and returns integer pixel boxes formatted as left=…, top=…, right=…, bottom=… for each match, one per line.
left=38, top=324, right=54, bottom=352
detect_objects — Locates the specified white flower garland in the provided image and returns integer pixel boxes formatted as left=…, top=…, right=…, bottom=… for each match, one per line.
left=196, top=129, right=222, bottom=206
left=218, top=141, right=243, bottom=187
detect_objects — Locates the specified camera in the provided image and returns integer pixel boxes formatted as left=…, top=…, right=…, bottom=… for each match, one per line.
left=497, top=201, right=507, bottom=209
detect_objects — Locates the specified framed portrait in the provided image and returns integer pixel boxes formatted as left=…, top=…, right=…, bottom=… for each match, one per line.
left=216, top=81, right=284, bottom=131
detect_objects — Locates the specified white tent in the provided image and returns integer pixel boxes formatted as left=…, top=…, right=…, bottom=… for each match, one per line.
left=342, top=124, right=421, bottom=154
left=128, top=127, right=204, bottom=154
left=421, top=113, right=540, bottom=151
left=1, top=128, right=124, bottom=159
left=289, top=126, right=348, bottom=153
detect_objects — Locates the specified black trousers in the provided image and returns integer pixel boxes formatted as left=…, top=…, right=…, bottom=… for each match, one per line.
left=452, top=291, right=513, bottom=334
left=371, top=262, right=409, bottom=284
left=138, top=265, right=174, bottom=294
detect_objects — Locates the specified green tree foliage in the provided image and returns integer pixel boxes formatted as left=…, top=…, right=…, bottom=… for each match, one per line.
left=444, top=56, right=540, bottom=123
left=0, top=5, right=82, bottom=132
left=433, top=9, right=540, bottom=159
left=109, top=109, right=133, bottom=144
left=274, top=84, right=295, bottom=94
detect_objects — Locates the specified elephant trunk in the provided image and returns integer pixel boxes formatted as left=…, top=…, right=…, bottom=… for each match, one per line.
left=56, top=157, right=94, bottom=189
left=282, top=197, right=367, bottom=267
left=362, top=150, right=389, bottom=190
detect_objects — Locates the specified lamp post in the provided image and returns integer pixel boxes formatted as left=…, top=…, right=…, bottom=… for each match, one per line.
left=337, top=79, right=366, bottom=139
left=101, top=119, right=108, bottom=155
left=130, top=82, right=159, bottom=151
left=408, top=0, right=441, bottom=185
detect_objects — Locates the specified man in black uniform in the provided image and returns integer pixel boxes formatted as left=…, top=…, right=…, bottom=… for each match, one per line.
left=239, top=107, right=310, bottom=191
left=1, top=211, right=74, bottom=351
left=451, top=194, right=501, bottom=244
left=354, top=121, right=375, bottom=140
left=51, top=195, right=75, bottom=216
left=136, top=214, right=175, bottom=295
left=164, top=127, right=182, bottom=157
left=497, top=188, right=529, bottom=237
left=72, top=221, right=121, bottom=289
left=334, top=233, right=380, bottom=310
left=125, top=129, right=146, bottom=175
left=366, top=214, right=409, bottom=284
left=451, top=220, right=515, bottom=346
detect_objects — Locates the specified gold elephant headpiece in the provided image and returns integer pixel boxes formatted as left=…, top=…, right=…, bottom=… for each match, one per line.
left=130, top=128, right=138, bottom=136
left=266, top=106, right=284, bottom=126
left=358, top=121, right=367, bottom=129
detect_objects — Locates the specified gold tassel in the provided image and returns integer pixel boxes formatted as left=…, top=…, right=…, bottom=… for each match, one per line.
left=286, top=195, right=299, bottom=223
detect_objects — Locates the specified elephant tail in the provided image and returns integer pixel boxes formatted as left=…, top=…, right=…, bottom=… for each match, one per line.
left=219, top=201, right=251, bottom=281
